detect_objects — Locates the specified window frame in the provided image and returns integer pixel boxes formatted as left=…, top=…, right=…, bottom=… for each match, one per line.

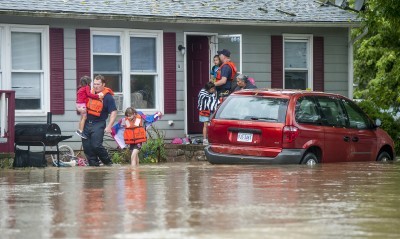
left=283, top=34, right=313, bottom=90
left=91, top=28, right=164, bottom=113
left=217, top=34, right=242, bottom=73
left=91, top=32, right=123, bottom=93
left=0, top=24, right=50, bottom=116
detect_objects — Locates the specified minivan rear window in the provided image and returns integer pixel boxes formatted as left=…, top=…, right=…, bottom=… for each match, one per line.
left=215, top=96, right=288, bottom=123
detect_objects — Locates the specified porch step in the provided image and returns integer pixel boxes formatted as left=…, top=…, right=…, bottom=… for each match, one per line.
left=164, top=143, right=207, bottom=162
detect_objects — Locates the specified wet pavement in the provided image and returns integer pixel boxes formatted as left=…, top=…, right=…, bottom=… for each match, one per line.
left=1, top=162, right=400, bottom=239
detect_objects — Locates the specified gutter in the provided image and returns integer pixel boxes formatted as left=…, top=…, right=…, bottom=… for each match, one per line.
left=0, top=10, right=361, bottom=28
left=352, top=27, right=368, bottom=43
left=348, top=27, right=368, bottom=99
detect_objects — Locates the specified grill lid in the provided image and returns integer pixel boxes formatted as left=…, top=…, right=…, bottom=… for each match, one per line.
left=15, top=123, right=71, bottom=145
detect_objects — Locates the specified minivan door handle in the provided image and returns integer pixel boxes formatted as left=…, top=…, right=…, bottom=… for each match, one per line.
left=352, top=136, right=359, bottom=142
left=343, top=136, right=350, bottom=142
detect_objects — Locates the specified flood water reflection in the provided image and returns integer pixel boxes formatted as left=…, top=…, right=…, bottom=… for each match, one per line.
left=1, top=162, right=400, bottom=238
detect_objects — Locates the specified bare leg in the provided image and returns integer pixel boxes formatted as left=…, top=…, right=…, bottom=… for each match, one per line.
left=78, top=114, right=87, bottom=132
left=203, top=122, right=208, bottom=140
left=131, top=149, right=140, bottom=167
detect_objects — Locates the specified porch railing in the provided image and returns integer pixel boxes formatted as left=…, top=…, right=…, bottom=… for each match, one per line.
left=0, top=90, right=15, bottom=153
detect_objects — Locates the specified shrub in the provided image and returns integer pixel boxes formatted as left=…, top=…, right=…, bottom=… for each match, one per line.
left=109, top=125, right=166, bottom=164
left=111, top=148, right=131, bottom=164
left=0, top=154, right=13, bottom=169
left=357, top=100, right=400, bottom=155
left=139, top=125, right=166, bottom=163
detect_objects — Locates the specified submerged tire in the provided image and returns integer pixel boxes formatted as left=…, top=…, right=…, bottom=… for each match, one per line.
left=301, top=152, right=318, bottom=166
left=377, top=151, right=392, bottom=162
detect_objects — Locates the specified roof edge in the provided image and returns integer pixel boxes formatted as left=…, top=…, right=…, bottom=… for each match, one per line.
left=0, top=10, right=361, bottom=28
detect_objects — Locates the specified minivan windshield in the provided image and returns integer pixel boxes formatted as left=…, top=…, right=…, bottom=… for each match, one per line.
left=215, top=96, right=288, bottom=123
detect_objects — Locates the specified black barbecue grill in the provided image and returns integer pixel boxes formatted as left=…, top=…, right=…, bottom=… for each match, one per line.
left=14, top=112, right=72, bottom=167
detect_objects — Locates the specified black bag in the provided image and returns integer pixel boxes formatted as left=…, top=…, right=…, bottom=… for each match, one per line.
left=13, top=148, right=47, bottom=167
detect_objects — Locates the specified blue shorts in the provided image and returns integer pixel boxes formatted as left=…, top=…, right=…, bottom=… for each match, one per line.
left=199, top=115, right=210, bottom=122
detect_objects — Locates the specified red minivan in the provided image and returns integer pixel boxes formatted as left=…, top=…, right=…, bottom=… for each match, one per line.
left=205, top=89, right=395, bottom=165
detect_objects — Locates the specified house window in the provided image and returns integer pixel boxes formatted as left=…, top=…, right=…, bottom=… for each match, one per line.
left=284, top=35, right=312, bottom=90
left=130, top=37, right=157, bottom=109
left=91, top=29, right=163, bottom=111
left=92, top=35, right=122, bottom=92
left=0, top=25, right=49, bottom=114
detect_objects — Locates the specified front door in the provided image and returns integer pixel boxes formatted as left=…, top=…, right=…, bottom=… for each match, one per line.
left=187, top=36, right=210, bottom=134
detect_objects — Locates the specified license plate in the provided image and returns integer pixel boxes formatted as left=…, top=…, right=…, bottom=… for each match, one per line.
left=237, top=132, right=253, bottom=142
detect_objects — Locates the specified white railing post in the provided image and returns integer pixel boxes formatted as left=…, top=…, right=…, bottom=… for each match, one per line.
left=0, top=92, right=6, bottom=138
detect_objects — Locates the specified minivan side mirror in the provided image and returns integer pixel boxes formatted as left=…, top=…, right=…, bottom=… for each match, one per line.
left=375, top=119, right=382, bottom=127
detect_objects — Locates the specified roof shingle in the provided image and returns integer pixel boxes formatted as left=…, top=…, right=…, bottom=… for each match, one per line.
left=0, top=0, right=360, bottom=24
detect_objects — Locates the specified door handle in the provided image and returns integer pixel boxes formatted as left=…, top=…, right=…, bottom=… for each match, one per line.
left=352, top=136, right=359, bottom=142
left=343, top=136, right=350, bottom=142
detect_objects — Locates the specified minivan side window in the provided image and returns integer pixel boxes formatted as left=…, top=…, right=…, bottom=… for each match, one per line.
left=316, top=96, right=347, bottom=127
left=341, top=99, right=371, bottom=129
left=295, top=97, right=320, bottom=124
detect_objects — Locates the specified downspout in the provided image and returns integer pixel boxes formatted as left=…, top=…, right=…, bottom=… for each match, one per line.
left=348, top=27, right=368, bottom=99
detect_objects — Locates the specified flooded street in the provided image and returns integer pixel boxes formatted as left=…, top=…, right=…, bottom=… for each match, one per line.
left=1, top=162, right=400, bottom=238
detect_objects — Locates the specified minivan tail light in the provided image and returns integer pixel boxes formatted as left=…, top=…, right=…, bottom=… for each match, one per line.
left=283, top=126, right=299, bottom=143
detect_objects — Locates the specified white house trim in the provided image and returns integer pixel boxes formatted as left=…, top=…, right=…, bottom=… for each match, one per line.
left=282, top=34, right=314, bottom=90
left=0, top=24, right=50, bottom=117
left=348, top=27, right=354, bottom=99
left=183, top=31, right=218, bottom=135
left=90, top=28, right=164, bottom=114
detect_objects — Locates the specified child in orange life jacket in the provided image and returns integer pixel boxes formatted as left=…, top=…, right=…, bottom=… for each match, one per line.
left=121, top=107, right=147, bottom=166
left=75, top=76, right=104, bottom=139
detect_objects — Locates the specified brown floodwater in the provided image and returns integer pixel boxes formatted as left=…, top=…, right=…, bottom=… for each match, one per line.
left=1, top=162, right=400, bottom=238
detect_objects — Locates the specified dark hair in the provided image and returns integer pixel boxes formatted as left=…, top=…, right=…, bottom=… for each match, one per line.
left=213, top=55, right=221, bottom=66
left=94, top=75, right=106, bottom=84
left=125, top=107, right=137, bottom=117
left=204, top=81, right=216, bottom=91
left=79, top=76, right=91, bottom=87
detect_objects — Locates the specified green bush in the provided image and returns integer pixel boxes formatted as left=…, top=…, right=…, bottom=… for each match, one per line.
left=111, top=148, right=131, bottom=164
left=109, top=125, right=166, bottom=164
left=139, top=125, right=166, bottom=163
left=0, top=154, right=13, bottom=169
left=357, top=100, right=400, bottom=155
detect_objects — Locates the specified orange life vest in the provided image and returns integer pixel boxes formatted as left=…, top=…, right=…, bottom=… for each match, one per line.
left=216, top=61, right=237, bottom=82
left=123, top=115, right=147, bottom=145
left=199, top=110, right=211, bottom=117
left=87, top=87, right=114, bottom=117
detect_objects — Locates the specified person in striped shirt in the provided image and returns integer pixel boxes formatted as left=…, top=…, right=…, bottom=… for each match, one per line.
left=197, top=82, right=218, bottom=145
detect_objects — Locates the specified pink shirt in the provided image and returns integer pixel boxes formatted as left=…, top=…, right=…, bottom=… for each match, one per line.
left=76, top=85, right=99, bottom=103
